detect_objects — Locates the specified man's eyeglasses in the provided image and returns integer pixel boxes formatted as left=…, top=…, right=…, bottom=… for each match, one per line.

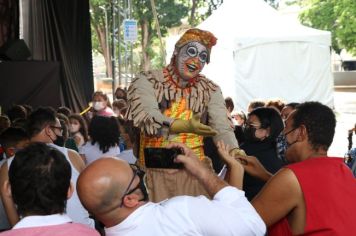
left=120, top=164, right=146, bottom=207
left=50, top=125, right=63, bottom=133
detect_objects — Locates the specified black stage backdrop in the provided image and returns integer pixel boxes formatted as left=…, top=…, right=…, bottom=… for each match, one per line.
left=0, top=61, right=61, bottom=111
left=0, top=0, right=19, bottom=47
left=21, top=0, right=94, bottom=112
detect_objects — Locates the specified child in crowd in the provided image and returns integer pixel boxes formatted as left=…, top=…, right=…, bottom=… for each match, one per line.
left=117, top=119, right=137, bottom=164
left=112, top=99, right=127, bottom=118
left=91, top=91, right=114, bottom=117
left=68, top=114, right=88, bottom=151
left=80, top=116, right=120, bottom=165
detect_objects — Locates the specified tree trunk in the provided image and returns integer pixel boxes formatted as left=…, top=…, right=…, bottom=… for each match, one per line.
left=189, top=0, right=198, bottom=25
left=141, top=19, right=151, bottom=72
left=95, top=26, right=112, bottom=78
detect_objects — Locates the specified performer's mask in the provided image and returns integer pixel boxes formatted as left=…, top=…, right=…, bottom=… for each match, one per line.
left=175, top=42, right=208, bottom=81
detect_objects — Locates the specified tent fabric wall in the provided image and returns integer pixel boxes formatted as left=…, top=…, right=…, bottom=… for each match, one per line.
left=197, top=0, right=334, bottom=111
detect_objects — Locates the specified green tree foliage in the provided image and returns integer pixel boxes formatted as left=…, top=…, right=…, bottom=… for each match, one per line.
left=299, top=0, right=356, bottom=55
left=132, top=0, right=189, bottom=70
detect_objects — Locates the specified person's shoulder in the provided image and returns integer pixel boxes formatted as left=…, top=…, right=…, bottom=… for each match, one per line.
left=67, top=148, right=85, bottom=172
left=64, top=223, right=100, bottom=235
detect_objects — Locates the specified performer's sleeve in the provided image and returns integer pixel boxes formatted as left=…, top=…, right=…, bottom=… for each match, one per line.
left=207, top=87, right=239, bottom=148
left=126, top=73, right=172, bottom=136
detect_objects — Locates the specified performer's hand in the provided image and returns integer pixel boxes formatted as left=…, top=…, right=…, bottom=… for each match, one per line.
left=229, top=148, right=247, bottom=158
left=170, top=114, right=217, bottom=137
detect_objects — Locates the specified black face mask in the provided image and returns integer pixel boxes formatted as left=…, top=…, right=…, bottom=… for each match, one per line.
left=243, top=126, right=260, bottom=142
left=53, top=134, right=65, bottom=147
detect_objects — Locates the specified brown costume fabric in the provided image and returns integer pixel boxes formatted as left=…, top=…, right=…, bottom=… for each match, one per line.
left=144, top=158, right=213, bottom=202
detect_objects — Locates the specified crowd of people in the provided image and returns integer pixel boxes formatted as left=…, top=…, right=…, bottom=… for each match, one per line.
left=0, top=28, right=356, bottom=236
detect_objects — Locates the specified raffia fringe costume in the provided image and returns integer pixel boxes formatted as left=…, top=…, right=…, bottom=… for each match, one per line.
left=126, top=64, right=239, bottom=202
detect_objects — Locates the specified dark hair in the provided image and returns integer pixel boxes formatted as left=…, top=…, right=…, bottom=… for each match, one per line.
left=291, top=101, right=336, bottom=151
left=118, top=118, right=136, bottom=144
left=27, top=107, right=57, bottom=137
left=112, top=99, right=127, bottom=110
left=6, top=105, right=27, bottom=122
left=249, top=107, right=284, bottom=140
left=0, top=127, right=29, bottom=148
left=0, top=115, right=11, bottom=134
left=11, top=118, right=28, bottom=130
left=89, top=116, right=120, bottom=153
left=57, top=113, right=69, bottom=127
left=22, top=104, right=33, bottom=116
left=59, top=119, right=69, bottom=141
left=285, top=102, right=300, bottom=110
left=225, top=97, right=234, bottom=112
left=68, top=114, right=88, bottom=143
left=9, top=143, right=71, bottom=216
left=57, top=106, right=72, bottom=117
left=115, top=87, right=127, bottom=100
left=248, top=100, right=265, bottom=111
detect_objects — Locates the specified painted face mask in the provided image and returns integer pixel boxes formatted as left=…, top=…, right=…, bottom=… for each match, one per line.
left=175, top=41, right=208, bottom=81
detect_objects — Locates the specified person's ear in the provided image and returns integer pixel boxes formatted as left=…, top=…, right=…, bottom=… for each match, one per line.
left=122, top=193, right=140, bottom=208
left=67, top=182, right=74, bottom=200
left=44, top=125, right=52, bottom=136
left=298, top=125, right=308, bottom=141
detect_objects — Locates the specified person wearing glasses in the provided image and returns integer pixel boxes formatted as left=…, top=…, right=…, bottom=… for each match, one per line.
left=0, top=107, right=94, bottom=229
left=239, top=107, right=284, bottom=201
left=76, top=142, right=266, bottom=236
left=237, top=102, right=356, bottom=235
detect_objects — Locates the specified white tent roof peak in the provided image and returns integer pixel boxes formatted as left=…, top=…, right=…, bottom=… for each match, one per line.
left=198, top=0, right=331, bottom=50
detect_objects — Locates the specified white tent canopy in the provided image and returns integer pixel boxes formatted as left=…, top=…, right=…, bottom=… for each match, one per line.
left=193, top=0, right=334, bottom=110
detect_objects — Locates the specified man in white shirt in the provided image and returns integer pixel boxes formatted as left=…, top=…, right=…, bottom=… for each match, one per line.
left=77, top=142, right=266, bottom=236
left=0, top=143, right=98, bottom=236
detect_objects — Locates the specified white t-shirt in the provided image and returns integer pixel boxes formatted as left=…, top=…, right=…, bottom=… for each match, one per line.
left=105, top=186, right=266, bottom=236
left=80, top=142, right=120, bottom=165
left=117, top=149, right=136, bottom=164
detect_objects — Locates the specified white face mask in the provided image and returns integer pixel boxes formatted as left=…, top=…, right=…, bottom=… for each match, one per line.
left=93, top=101, right=105, bottom=111
left=69, top=124, right=80, bottom=133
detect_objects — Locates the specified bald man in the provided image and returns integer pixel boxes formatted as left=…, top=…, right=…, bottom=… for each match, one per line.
left=77, top=143, right=265, bottom=236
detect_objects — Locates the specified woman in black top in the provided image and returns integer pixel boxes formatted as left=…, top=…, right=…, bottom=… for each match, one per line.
left=240, top=107, right=284, bottom=201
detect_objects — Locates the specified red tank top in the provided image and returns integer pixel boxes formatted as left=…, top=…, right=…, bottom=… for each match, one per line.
left=268, top=157, right=356, bottom=236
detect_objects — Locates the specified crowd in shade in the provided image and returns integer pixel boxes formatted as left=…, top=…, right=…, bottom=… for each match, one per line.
left=0, top=28, right=355, bottom=236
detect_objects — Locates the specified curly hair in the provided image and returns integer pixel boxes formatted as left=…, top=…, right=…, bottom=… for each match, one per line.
left=88, top=116, right=120, bottom=153
left=292, top=101, right=336, bottom=151
left=69, top=113, right=89, bottom=143
left=9, top=143, right=71, bottom=216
